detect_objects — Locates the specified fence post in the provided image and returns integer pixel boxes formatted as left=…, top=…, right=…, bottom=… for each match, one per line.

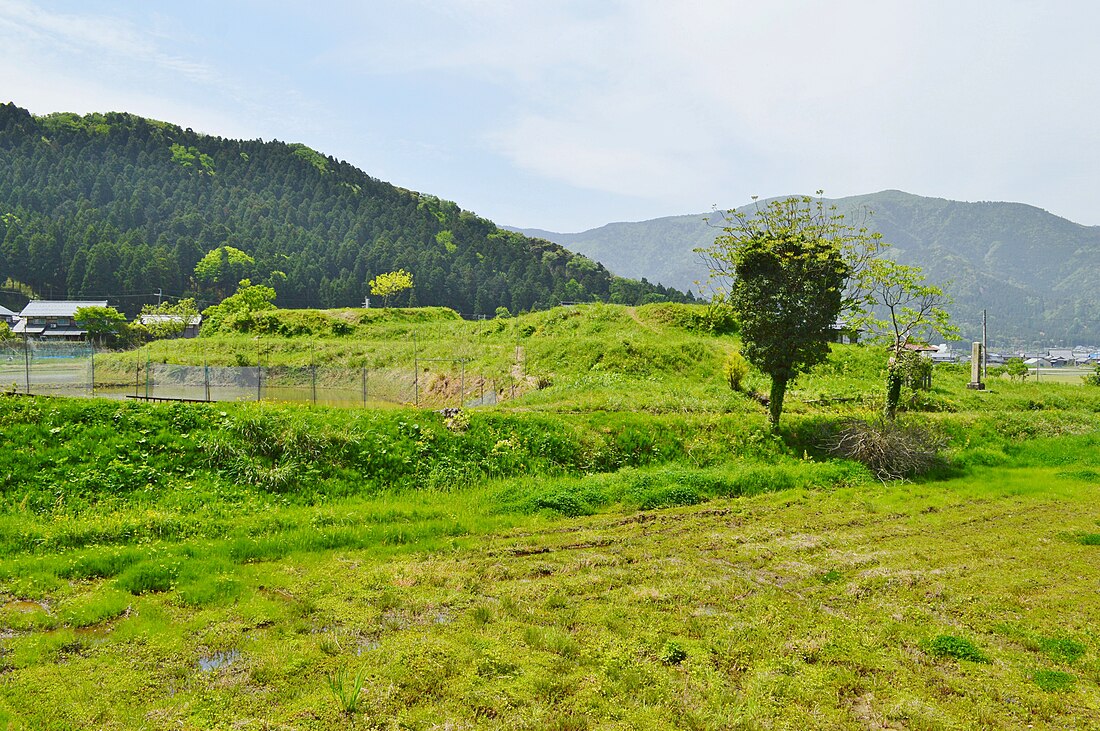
left=90, top=345, right=95, bottom=398
left=145, top=347, right=151, bottom=399
left=204, top=358, right=211, bottom=402
left=311, top=341, right=317, bottom=405
left=257, top=345, right=262, bottom=402
left=460, top=360, right=465, bottom=409
left=23, top=335, right=30, bottom=395
left=413, top=335, right=419, bottom=407
left=361, top=367, right=367, bottom=408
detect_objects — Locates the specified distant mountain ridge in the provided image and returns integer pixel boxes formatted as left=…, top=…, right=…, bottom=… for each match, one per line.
left=511, top=190, right=1100, bottom=344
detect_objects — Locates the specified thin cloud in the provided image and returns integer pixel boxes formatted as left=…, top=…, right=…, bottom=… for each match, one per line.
left=0, top=0, right=219, bottom=85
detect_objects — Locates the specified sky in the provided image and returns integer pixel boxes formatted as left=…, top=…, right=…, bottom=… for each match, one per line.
left=2, top=0, right=1099, bottom=233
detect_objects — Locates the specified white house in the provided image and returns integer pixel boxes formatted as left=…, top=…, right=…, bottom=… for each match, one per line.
left=12, top=300, right=108, bottom=341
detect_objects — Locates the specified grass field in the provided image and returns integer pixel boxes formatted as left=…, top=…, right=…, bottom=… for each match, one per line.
left=2, top=304, right=1099, bottom=729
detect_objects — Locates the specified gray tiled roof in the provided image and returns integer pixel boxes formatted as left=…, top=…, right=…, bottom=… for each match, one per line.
left=0, top=304, right=16, bottom=317
left=18, top=300, right=108, bottom=317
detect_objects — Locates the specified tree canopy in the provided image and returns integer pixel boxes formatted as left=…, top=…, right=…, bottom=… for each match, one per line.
left=193, top=246, right=256, bottom=298
left=74, top=305, right=128, bottom=346
left=136, top=298, right=200, bottom=340
left=199, top=279, right=277, bottom=334
left=702, top=195, right=849, bottom=428
left=368, top=269, right=414, bottom=307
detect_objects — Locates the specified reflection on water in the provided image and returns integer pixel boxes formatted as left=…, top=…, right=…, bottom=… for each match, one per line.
left=198, top=649, right=240, bottom=672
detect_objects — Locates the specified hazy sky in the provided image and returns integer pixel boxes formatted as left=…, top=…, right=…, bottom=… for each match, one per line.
left=2, top=1, right=1098, bottom=232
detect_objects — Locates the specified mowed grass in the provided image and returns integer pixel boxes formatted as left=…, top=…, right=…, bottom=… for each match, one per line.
left=2, top=457, right=1099, bottom=729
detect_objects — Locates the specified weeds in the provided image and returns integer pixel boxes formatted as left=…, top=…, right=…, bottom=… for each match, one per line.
left=327, top=663, right=369, bottom=716
left=924, top=635, right=990, bottom=663
left=1031, top=669, right=1076, bottom=692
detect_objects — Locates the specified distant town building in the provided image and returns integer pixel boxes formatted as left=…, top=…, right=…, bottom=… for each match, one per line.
left=0, top=304, right=16, bottom=327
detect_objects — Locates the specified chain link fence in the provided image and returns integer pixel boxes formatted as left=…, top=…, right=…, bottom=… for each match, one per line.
left=0, top=340, right=95, bottom=398
left=1, top=339, right=526, bottom=409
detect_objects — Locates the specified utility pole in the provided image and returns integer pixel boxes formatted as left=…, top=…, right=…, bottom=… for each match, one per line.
left=982, top=309, right=988, bottom=380
left=154, top=288, right=163, bottom=305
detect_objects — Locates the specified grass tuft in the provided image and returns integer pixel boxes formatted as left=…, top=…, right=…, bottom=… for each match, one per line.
left=1031, top=669, right=1076, bottom=693
left=327, top=663, right=369, bottom=716
left=924, top=634, right=990, bottom=663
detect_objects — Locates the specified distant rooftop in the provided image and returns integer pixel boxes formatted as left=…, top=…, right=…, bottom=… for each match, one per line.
left=0, top=304, right=16, bottom=317
left=18, top=300, right=108, bottom=317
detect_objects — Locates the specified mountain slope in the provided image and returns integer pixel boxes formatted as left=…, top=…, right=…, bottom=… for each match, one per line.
left=513, top=190, right=1100, bottom=344
left=0, top=103, right=691, bottom=316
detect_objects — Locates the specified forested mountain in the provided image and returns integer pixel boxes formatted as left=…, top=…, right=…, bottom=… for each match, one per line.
left=513, top=190, right=1100, bottom=345
left=0, top=102, right=691, bottom=317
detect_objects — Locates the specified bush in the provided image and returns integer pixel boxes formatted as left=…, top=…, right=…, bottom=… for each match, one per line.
left=723, top=351, right=749, bottom=392
left=820, top=418, right=947, bottom=480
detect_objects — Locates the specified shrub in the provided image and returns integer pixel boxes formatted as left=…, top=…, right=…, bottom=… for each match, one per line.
left=723, top=351, right=749, bottom=393
left=820, top=418, right=946, bottom=480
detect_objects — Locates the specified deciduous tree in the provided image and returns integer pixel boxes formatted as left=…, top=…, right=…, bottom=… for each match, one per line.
left=701, top=195, right=850, bottom=428
left=194, top=246, right=255, bottom=299
left=851, top=259, right=957, bottom=418
left=75, top=305, right=128, bottom=347
left=368, top=269, right=414, bottom=307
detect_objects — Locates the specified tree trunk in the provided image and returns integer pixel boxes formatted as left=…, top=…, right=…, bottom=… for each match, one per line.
left=768, top=376, right=788, bottom=430
left=885, top=365, right=903, bottom=420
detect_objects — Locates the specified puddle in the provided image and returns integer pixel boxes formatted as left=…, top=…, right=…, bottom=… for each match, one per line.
left=356, top=640, right=380, bottom=656
left=3, top=600, right=49, bottom=614
left=198, top=649, right=240, bottom=672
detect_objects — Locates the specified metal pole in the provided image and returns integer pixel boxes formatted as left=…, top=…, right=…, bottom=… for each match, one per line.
left=361, top=367, right=367, bottom=407
left=460, top=360, right=465, bottom=409
left=413, top=335, right=419, bottom=407
left=204, top=357, right=211, bottom=402
left=23, top=335, right=29, bottom=395
left=311, top=341, right=317, bottom=405
left=90, top=345, right=95, bottom=398
left=982, top=309, right=988, bottom=380
left=257, top=343, right=262, bottom=402
left=145, top=347, right=150, bottom=399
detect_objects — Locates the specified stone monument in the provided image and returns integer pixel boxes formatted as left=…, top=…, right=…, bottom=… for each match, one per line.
left=967, top=341, right=985, bottom=390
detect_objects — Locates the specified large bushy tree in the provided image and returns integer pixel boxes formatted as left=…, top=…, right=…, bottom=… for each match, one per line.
left=702, top=195, right=850, bottom=428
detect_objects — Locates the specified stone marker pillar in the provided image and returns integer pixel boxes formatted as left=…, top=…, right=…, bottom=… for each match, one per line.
left=967, top=341, right=985, bottom=390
